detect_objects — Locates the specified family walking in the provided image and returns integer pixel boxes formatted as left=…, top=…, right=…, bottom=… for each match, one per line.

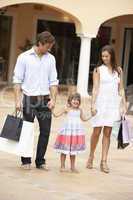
left=13, top=31, right=127, bottom=173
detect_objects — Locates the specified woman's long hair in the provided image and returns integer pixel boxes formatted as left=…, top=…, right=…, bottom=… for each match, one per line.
left=97, top=45, right=118, bottom=73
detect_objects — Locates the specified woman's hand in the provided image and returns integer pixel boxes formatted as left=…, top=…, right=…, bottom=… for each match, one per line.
left=91, top=106, right=97, bottom=116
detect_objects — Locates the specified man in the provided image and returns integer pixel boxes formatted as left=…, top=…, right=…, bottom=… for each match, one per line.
left=13, top=31, right=58, bottom=170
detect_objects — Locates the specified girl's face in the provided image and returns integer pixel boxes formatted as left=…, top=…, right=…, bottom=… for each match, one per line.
left=71, top=98, right=80, bottom=108
left=102, top=50, right=111, bottom=66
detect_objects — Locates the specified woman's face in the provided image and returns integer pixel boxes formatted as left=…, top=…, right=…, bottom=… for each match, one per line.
left=102, top=50, right=111, bottom=66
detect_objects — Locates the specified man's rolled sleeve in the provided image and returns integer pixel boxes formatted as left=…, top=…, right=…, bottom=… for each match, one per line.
left=13, top=54, right=26, bottom=84
left=49, top=56, right=59, bottom=87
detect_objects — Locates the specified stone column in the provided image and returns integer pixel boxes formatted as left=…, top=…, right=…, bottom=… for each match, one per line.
left=77, top=35, right=92, bottom=97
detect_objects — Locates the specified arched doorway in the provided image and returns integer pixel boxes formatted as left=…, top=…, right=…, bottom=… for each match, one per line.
left=88, top=14, right=133, bottom=92
left=0, top=3, right=81, bottom=86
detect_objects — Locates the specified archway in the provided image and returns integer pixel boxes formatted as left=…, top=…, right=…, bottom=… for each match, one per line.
left=88, top=14, right=133, bottom=91
left=0, top=2, right=82, bottom=85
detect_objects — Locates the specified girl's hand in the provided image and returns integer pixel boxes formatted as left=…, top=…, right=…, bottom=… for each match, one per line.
left=47, top=99, right=55, bottom=110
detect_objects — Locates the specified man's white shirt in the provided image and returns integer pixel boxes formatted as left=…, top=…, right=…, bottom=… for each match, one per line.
left=13, top=47, right=59, bottom=96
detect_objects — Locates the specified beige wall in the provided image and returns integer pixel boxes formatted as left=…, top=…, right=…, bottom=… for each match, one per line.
left=0, top=0, right=133, bottom=37
left=0, top=1, right=133, bottom=82
left=6, top=4, right=77, bottom=82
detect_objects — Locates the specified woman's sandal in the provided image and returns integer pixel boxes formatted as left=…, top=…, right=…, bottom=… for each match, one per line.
left=86, top=157, right=94, bottom=169
left=70, top=168, right=79, bottom=173
left=100, top=160, right=110, bottom=173
left=60, top=167, right=68, bottom=172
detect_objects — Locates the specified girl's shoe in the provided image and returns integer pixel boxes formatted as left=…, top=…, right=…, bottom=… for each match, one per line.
left=86, top=157, right=94, bottom=169
left=100, top=160, right=110, bottom=173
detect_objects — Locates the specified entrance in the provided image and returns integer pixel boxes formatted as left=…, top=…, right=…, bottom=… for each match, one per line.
left=122, top=28, right=133, bottom=87
left=0, top=15, right=12, bottom=81
left=37, top=19, right=80, bottom=85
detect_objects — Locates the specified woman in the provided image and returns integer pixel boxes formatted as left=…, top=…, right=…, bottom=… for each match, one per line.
left=86, top=45, right=127, bottom=173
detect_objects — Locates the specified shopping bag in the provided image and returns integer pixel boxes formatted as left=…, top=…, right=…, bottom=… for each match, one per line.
left=126, top=116, right=133, bottom=142
left=112, top=120, right=121, bottom=138
left=117, top=121, right=129, bottom=149
left=0, top=121, right=34, bottom=157
left=122, top=117, right=130, bottom=144
left=0, top=114, right=23, bottom=141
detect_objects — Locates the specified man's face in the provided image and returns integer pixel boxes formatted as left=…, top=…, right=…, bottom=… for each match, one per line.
left=38, top=42, right=54, bottom=54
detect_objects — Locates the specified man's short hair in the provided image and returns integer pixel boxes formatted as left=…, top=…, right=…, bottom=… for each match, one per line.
left=36, top=31, right=55, bottom=46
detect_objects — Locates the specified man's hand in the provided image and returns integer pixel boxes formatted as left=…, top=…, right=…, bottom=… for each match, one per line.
left=49, top=85, right=58, bottom=110
left=15, top=100, right=22, bottom=112
left=47, top=99, right=55, bottom=110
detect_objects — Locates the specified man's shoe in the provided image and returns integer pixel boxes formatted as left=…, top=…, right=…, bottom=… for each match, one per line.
left=36, top=164, right=49, bottom=171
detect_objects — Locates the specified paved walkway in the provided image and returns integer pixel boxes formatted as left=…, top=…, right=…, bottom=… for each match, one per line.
left=0, top=89, right=133, bottom=200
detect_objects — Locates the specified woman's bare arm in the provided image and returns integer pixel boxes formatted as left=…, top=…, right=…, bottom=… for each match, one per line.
left=91, top=68, right=100, bottom=115
left=118, top=67, right=127, bottom=113
left=80, top=108, right=97, bottom=121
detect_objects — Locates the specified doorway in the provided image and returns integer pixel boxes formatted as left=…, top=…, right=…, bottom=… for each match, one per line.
left=0, top=15, right=12, bottom=81
left=122, top=28, right=133, bottom=87
left=37, top=19, right=80, bottom=85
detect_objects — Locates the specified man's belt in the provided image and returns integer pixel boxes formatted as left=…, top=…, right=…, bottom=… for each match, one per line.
left=24, top=94, right=50, bottom=101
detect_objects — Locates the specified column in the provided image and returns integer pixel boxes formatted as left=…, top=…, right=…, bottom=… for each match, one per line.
left=77, top=35, right=92, bottom=97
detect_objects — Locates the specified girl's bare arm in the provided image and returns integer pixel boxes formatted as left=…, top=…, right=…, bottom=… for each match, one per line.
left=52, top=107, right=68, bottom=117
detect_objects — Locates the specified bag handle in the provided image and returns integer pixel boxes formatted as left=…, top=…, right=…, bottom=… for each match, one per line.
left=121, top=115, right=126, bottom=121
left=12, top=110, right=23, bottom=118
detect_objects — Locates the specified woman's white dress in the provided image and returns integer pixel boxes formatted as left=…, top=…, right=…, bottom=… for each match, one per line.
left=91, top=65, right=121, bottom=127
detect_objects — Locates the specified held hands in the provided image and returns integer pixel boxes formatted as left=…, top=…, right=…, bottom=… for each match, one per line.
left=91, top=106, right=97, bottom=116
left=47, top=99, right=55, bottom=110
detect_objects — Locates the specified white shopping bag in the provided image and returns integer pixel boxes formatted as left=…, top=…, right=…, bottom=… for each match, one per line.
left=126, top=116, right=133, bottom=142
left=112, top=120, right=121, bottom=138
left=122, top=118, right=130, bottom=144
left=0, top=121, right=34, bottom=157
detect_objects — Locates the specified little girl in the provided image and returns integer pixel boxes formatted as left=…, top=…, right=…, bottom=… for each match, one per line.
left=52, top=93, right=96, bottom=173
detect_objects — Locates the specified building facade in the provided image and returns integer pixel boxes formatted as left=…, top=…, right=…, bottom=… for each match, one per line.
left=0, top=0, right=133, bottom=96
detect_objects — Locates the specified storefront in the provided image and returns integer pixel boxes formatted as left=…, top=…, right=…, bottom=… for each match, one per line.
left=0, top=0, right=133, bottom=96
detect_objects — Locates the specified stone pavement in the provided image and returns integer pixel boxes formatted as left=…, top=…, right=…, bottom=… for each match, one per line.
left=0, top=89, right=133, bottom=200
